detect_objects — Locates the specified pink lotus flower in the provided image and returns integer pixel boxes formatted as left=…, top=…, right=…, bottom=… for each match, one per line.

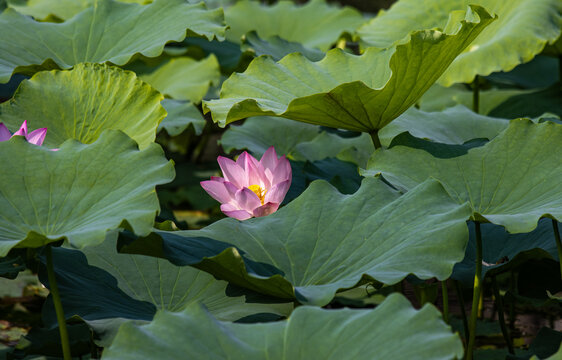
left=0, top=120, right=47, bottom=146
left=201, top=147, right=292, bottom=220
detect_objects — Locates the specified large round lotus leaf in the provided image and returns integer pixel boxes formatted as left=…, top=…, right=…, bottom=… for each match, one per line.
left=40, top=234, right=292, bottom=346
left=102, top=293, right=463, bottom=360
left=0, top=63, right=165, bottom=149
left=452, top=219, right=560, bottom=287
left=220, top=116, right=373, bottom=165
left=357, top=0, right=562, bottom=86
left=118, top=178, right=471, bottom=306
left=0, top=130, right=175, bottom=257
left=0, top=0, right=226, bottom=83
left=379, top=105, right=509, bottom=147
left=225, top=0, right=365, bottom=51
left=203, top=5, right=494, bottom=132
left=363, top=119, right=562, bottom=233
left=139, top=55, right=220, bottom=103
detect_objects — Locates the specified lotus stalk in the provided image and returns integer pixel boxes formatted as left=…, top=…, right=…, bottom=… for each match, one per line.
left=466, top=221, right=483, bottom=360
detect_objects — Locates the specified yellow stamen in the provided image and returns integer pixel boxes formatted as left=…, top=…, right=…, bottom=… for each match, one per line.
left=248, top=184, right=267, bottom=205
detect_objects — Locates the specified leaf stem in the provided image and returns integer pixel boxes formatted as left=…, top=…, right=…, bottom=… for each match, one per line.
left=466, top=221, right=483, bottom=360
left=472, top=75, right=480, bottom=114
left=492, top=275, right=514, bottom=354
left=553, top=220, right=562, bottom=280
left=46, top=245, right=71, bottom=360
left=442, top=280, right=449, bottom=324
left=369, top=130, right=382, bottom=150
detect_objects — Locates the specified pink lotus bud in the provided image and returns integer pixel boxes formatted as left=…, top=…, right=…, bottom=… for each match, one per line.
left=0, top=120, right=48, bottom=146
left=201, top=147, right=292, bottom=220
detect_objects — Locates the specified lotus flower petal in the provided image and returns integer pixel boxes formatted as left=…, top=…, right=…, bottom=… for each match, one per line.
left=264, top=179, right=291, bottom=204
left=13, top=120, right=28, bottom=137
left=220, top=204, right=252, bottom=221
left=202, top=147, right=292, bottom=220
left=0, top=123, right=11, bottom=141
left=0, top=120, right=50, bottom=147
left=218, top=156, right=247, bottom=188
left=252, top=202, right=280, bottom=218
left=26, top=127, right=48, bottom=146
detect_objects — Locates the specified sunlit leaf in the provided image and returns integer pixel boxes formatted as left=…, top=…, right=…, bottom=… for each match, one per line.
left=364, top=119, right=562, bottom=233
left=0, top=0, right=226, bottom=83
left=0, top=130, right=174, bottom=256
left=357, top=0, right=562, bottom=86
left=203, top=5, right=494, bottom=132
left=119, top=178, right=470, bottom=306
left=225, top=0, right=365, bottom=51
left=103, top=293, right=463, bottom=360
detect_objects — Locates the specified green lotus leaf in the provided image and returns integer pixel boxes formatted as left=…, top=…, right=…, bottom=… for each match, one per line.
left=0, top=63, right=165, bottom=149
left=119, top=178, right=471, bottom=306
left=40, top=233, right=292, bottom=346
left=379, top=105, right=509, bottom=147
left=139, top=55, right=220, bottom=103
left=489, top=84, right=562, bottom=120
left=225, top=0, right=365, bottom=51
left=102, top=293, right=463, bottom=360
left=452, top=220, right=560, bottom=287
left=220, top=116, right=373, bottom=165
left=203, top=5, right=494, bottom=132
left=0, top=130, right=175, bottom=256
left=159, top=99, right=205, bottom=136
left=363, top=119, right=562, bottom=233
left=357, top=0, right=562, bottom=86
left=0, top=0, right=226, bottom=83
left=418, top=83, right=533, bottom=115
left=242, top=31, right=325, bottom=62
left=6, top=0, right=92, bottom=21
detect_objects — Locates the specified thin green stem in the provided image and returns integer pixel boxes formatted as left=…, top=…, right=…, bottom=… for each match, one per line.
left=442, top=280, right=449, bottom=324
left=492, top=275, right=514, bottom=354
left=46, top=245, right=71, bottom=360
left=472, top=75, right=480, bottom=114
left=553, top=220, right=562, bottom=280
left=466, top=221, right=483, bottom=360
left=369, top=130, right=382, bottom=150
left=455, top=280, right=470, bottom=344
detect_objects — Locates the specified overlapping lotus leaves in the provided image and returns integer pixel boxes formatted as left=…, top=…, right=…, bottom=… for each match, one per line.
left=120, top=178, right=471, bottom=306
left=357, top=0, right=562, bottom=86
left=452, top=220, right=560, bottom=286
left=0, top=63, right=165, bottom=149
left=159, top=99, right=205, bottom=136
left=6, top=0, right=93, bottom=21
left=363, top=119, right=562, bottom=233
left=225, top=0, right=364, bottom=51
left=241, top=31, right=325, bottom=62
left=0, top=0, right=226, bottom=83
left=418, top=84, right=533, bottom=114
left=0, top=130, right=175, bottom=256
left=379, top=105, right=509, bottom=147
left=203, top=5, right=494, bottom=132
left=220, top=116, right=373, bottom=165
left=41, top=234, right=291, bottom=345
left=102, top=293, right=463, bottom=360
left=139, top=55, right=220, bottom=103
